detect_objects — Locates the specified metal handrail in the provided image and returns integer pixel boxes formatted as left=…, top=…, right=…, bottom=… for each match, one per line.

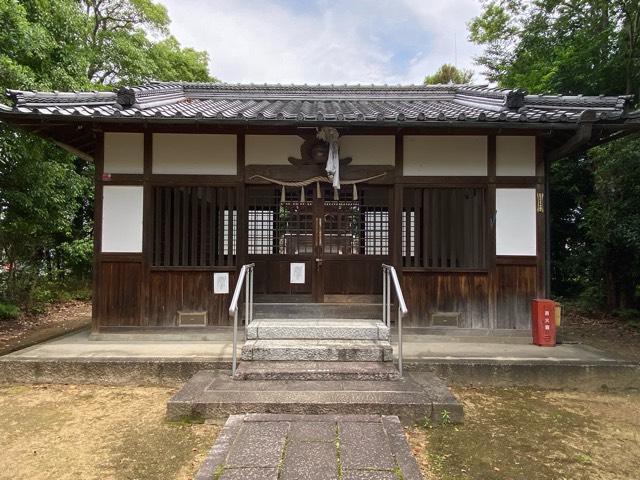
left=229, top=263, right=255, bottom=376
left=382, top=264, right=408, bottom=377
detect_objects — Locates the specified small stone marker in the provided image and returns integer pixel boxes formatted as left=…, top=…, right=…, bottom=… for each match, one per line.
left=194, top=414, right=422, bottom=480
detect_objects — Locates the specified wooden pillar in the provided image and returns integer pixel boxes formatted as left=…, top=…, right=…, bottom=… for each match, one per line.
left=236, top=132, right=247, bottom=268
left=141, top=130, right=153, bottom=325
left=536, top=136, right=548, bottom=298
left=392, top=133, right=404, bottom=275
left=487, top=134, right=497, bottom=329
left=91, top=132, right=104, bottom=333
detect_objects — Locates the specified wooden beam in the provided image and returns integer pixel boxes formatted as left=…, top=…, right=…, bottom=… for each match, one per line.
left=546, top=117, right=594, bottom=161
left=52, top=140, right=94, bottom=162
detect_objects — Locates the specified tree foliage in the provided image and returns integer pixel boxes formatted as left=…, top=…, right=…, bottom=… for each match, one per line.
left=470, top=0, right=640, bottom=310
left=424, top=64, right=474, bottom=85
left=81, top=0, right=215, bottom=85
left=0, top=0, right=214, bottom=311
left=469, top=0, right=640, bottom=97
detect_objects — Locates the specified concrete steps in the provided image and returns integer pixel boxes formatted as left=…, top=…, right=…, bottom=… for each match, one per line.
left=239, top=304, right=396, bottom=380
left=252, top=303, right=382, bottom=320
left=233, top=361, right=401, bottom=381
left=241, top=339, right=393, bottom=362
left=246, top=319, right=390, bottom=341
left=167, top=370, right=464, bottom=424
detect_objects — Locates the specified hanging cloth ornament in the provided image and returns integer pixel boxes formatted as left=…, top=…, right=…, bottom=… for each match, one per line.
left=352, top=184, right=358, bottom=201
left=280, top=185, right=286, bottom=204
left=300, top=186, right=306, bottom=202
left=316, top=181, right=321, bottom=199
left=317, top=127, right=341, bottom=189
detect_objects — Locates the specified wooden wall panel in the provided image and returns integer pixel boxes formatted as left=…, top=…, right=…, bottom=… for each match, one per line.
left=96, top=262, right=143, bottom=326
left=402, top=272, right=489, bottom=328
left=147, top=270, right=236, bottom=326
left=496, top=264, right=537, bottom=329
left=251, top=259, right=312, bottom=295
left=323, top=259, right=383, bottom=295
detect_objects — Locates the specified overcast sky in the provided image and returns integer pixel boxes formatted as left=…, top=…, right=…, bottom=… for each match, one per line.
left=162, top=0, right=486, bottom=85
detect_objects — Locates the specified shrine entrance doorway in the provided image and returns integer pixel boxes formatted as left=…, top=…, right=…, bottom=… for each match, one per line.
left=247, top=184, right=391, bottom=302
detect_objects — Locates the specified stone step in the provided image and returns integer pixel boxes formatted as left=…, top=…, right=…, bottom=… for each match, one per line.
left=241, top=339, right=393, bottom=362
left=166, top=370, right=464, bottom=425
left=246, top=319, right=390, bottom=341
left=252, top=303, right=382, bottom=320
left=233, top=361, right=401, bottom=381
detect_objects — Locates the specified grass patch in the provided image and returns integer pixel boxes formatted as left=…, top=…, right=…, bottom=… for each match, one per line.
left=0, top=302, right=20, bottom=320
left=407, top=388, right=640, bottom=480
left=168, top=413, right=207, bottom=425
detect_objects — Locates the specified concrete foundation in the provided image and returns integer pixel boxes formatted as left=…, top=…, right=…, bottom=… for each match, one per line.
left=1, top=328, right=638, bottom=391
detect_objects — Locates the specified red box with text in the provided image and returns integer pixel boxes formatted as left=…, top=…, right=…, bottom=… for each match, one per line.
left=531, top=299, right=556, bottom=347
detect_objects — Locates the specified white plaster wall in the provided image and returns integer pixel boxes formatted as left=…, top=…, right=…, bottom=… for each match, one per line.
left=245, top=135, right=303, bottom=165
left=103, top=132, right=144, bottom=174
left=339, top=136, right=395, bottom=165
left=496, top=188, right=537, bottom=256
left=496, top=136, right=536, bottom=176
left=403, top=136, right=487, bottom=176
left=152, top=134, right=237, bottom=175
left=101, top=186, right=144, bottom=252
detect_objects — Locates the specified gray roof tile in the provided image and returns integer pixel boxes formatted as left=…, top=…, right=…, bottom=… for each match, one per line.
left=2, top=82, right=637, bottom=126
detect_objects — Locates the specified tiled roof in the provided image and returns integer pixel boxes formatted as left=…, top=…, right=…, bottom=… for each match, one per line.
left=3, top=82, right=637, bottom=126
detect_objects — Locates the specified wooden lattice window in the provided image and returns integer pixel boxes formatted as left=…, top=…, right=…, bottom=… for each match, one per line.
left=247, top=186, right=314, bottom=256
left=152, top=186, right=237, bottom=267
left=402, top=187, right=487, bottom=269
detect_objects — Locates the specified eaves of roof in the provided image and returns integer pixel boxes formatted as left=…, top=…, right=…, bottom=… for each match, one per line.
left=1, top=82, right=637, bottom=129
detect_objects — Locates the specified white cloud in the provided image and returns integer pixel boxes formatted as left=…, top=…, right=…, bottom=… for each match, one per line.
left=397, top=0, right=485, bottom=83
left=162, top=0, right=485, bottom=84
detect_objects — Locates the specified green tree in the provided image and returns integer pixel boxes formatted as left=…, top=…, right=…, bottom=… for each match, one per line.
left=424, top=63, right=474, bottom=85
left=0, top=0, right=213, bottom=311
left=469, top=0, right=640, bottom=310
left=81, top=0, right=215, bottom=85
left=584, top=138, right=640, bottom=309
left=469, top=0, right=640, bottom=96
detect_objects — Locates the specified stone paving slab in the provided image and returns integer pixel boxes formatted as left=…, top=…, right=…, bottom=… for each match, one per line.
left=194, top=414, right=421, bottom=480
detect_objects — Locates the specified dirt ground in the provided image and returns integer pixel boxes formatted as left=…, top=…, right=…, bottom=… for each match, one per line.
left=0, top=384, right=219, bottom=480
left=0, top=300, right=91, bottom=356
left=560, top=308, right=640, bottom=362
left=407, top=387, right=640, bottom=480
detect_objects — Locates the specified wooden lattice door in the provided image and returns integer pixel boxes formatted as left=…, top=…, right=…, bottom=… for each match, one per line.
left=247, top=184, right=390, bottom=302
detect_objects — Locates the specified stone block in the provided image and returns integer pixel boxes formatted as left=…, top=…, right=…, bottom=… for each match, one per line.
left=226, top=421, right=289, bottom=468
left=339, top=422, right=396, bottom=470
left=220, top=467, right=279, bottom=479
left=281, top=441, right=339, bottom=480
left=289, top=421, right=336, bottom=442
left=342, top=471, right=397, bottom=480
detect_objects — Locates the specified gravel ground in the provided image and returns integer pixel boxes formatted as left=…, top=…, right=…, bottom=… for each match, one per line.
left=0, top=300, right=91, bottom=356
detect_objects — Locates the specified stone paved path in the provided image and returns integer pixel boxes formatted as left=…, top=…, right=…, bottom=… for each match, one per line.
left=194, top=414, right=422, bottom=480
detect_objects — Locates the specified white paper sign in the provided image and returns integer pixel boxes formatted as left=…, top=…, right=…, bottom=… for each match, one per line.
left=213, top=273, right=229, bottom=294
left=290, top=263, right=305, bottom=284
